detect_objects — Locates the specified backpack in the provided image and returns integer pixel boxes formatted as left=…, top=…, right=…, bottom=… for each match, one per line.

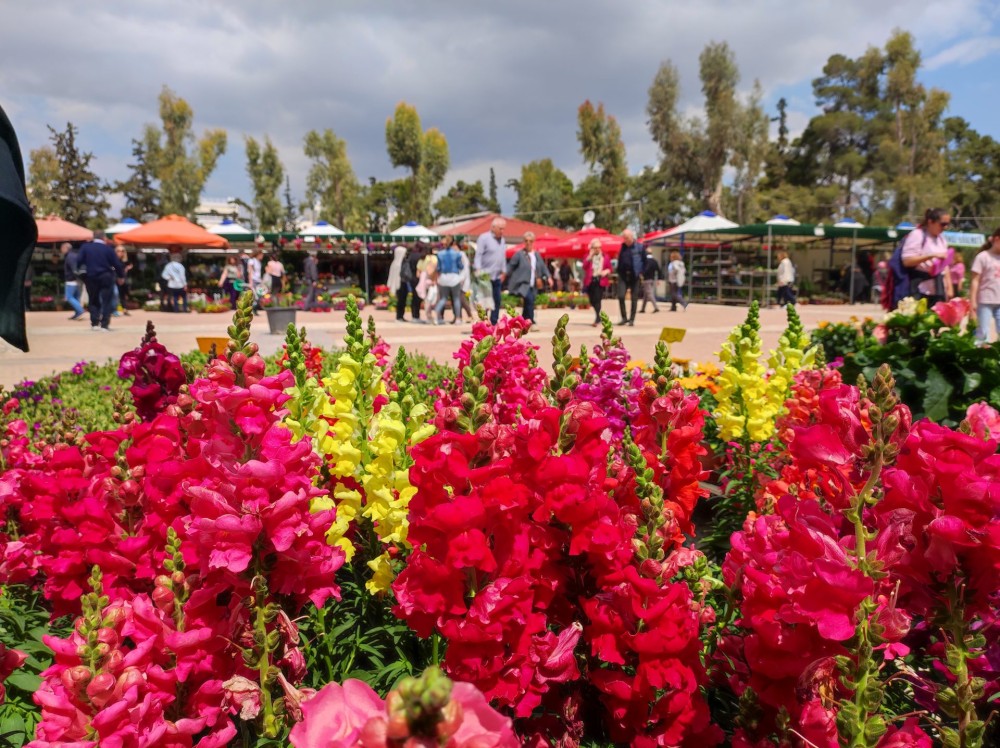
left=884, top=232, right=933, bottom=310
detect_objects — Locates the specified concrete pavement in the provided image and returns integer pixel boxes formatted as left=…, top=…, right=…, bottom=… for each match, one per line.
left=0, top=302, right=884, bottom=387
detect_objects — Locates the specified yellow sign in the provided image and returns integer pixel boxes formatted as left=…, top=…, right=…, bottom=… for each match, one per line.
left=659, top=327, right=686, bottom=343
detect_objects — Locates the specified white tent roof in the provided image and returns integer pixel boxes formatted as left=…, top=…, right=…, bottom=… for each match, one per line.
left=106, top=218, right=143, bottom=235
left=834, top=218, right=865, bottom=228
left=766, top=214, right=801, bottom=226
left=390, top=221, right=439, bottom=238
left=299, top=221, right=345, bottom=237
left=208, top=219, right=253, bottom=235
left=658, top=211, right=739, bottom=238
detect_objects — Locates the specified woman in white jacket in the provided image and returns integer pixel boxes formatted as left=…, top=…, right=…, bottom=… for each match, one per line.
left=776, top=251, right=796, bottom=306
left=667, top=251, right=687, bottom=311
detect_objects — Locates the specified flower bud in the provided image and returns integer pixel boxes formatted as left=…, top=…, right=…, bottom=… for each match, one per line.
left=86, top=671, right=117, bottom=708
left=96, top=628, right=119, bottom=649
left=640, top=558, right=663, bottom=579
left=436, top=699, right=463, bottom=739
left=61, top=665, right=92, bottom=694
left=152, top=584, right=174, bottom=611
left=231, top=351, right=248, bottom=368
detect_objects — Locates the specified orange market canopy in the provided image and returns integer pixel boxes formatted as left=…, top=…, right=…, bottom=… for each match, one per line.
left=113, top=214, right=229, bottom=249
left=35, top=216, right=93, bottom=243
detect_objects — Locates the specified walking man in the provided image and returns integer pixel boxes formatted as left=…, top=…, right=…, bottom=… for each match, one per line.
left=503, top=231, right=550, bottom=326
left=474, top=218, right=506, bottom=324
left=617, top=229, right=644, bottom=326
left=61, top=242, right=85, bottom=320
left=640, top=251, right=661, bottom=313
left=78, top=231, right=124, bottom=331
left=303, top=250, right=319, bottom=310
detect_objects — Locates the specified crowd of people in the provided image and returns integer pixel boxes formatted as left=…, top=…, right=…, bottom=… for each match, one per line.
left=386, top=218, right=678, bottom=328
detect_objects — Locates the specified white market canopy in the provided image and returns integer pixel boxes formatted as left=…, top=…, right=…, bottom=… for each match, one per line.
left=208, top=219, right=253, bottom=236
left=389, top=221, right=439, bottom=238
left=766, top=214, right=801, bottom=226
left=106, top=218, right=143, bottom=235
left=645, top=211, right=741, bottom=245
left=299, top=220, right=346, bottom=237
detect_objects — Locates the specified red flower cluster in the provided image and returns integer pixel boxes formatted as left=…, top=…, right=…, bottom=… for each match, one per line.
left=395, top=387, right=716, bottom=745
left=437, top=316, right=548, bottom=426
left=2, top=339, right=345, bottom=742
left=118, top=331, right=187, bottom=422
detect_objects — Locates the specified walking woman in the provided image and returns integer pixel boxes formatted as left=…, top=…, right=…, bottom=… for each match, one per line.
left=387, top=245, right=410, bottom=321
left=219, top=255, right=243, bottom=309
left=583, top=238, right=612, bottom=326
left=970, top=227, right=1000, bottom=343
left=901, top=207, right=953, bottom=304
left=667, top=251, right=687, bottom=311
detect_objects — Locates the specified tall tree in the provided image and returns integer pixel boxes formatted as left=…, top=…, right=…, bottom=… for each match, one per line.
left=359, top=177, right=408, bottom=234
left=433, top=180, right=490, bottom=221
left=507, top=159, right=577, bottom=228
left=145, top=86, right=227, bottom=217
left=113, top=134, right=160, bottom=220
left=282, top=176, right=297, bottom=232
left=27, top=145, right=60, bottom=217
left=303, top=128, right=360, bottom=231
left=698, top=42, right=740, bottom=213
left=384, top=102, right=450, bottom=223
left=245, top=135, right=285, bottom=230
left=27, top=122, right=109, bottom=227
left=576, top=100, right=628, bottom=229
left=728, top=82, right=771, bottom=222
left=487, top=168, right=501, bottom=213
left=942, top=117, right=1000, bottom=228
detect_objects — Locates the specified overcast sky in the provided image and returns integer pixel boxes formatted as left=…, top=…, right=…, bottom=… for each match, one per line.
left=3, top=0, right=999, bottom=220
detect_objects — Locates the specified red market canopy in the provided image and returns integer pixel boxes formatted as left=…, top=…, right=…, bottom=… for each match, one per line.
left=113, top=214, right=230, bottom=249
left=505, top=232, right=567, bottom=258
left=432, top=213, right=570, bottom=243
left=35, top=216, right=93, bottom=243
left=547, top=227, right=624, bottom=259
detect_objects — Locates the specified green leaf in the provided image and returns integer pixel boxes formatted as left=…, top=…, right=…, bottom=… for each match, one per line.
left=4, top=671, right=41, bottom=693
left=963, top=370, right=983, bottom=394
left=922, top=368, right=954, bottom=421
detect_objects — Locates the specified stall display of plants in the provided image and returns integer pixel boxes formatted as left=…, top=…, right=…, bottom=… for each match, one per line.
left=0, top=293, right=998, bottom=747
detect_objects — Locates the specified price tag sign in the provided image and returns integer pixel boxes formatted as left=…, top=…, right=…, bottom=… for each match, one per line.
left=659, top=327, right=686, bottom=343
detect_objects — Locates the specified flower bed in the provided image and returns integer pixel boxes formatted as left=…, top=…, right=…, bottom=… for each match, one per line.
left=0, top=294, right=998, bottom=746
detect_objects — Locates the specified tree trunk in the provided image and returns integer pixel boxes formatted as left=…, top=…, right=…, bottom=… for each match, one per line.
left=706, top=178, right=723, bottom=215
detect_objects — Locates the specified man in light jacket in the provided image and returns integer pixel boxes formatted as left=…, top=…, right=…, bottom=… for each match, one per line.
left=474, top=218, right=506, bottom=324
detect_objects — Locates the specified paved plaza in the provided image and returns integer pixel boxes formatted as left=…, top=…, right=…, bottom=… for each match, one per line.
left=0, top=302, right=882, bottom=387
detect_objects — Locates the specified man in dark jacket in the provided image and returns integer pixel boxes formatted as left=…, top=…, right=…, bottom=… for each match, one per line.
left=303, top=250, right=319, bottom=310
left=503, top=232, right=551, bottom=326
left=61, top=242, right=85, bottom=320
left=640, top=252, right=661, bottom=313
left=78, top=231, right=124, bottom=330
left=617, top=229, right=645, bottom=326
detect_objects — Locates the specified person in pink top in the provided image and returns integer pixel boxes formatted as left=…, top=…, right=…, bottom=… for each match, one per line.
left=970, top=227, right=1000, bottom=342
left=900, top=208, right=953, bottom=304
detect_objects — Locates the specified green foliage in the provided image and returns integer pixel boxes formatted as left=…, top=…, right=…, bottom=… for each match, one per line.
left=0, top=588, right=73, bottom=746
left=810, top=319, right=878, bottom=362
left=245, top=135, right=285, bottom=231
left=113, top=135, right=161, bottom=221
left=576, top=100, right=628, bottom=229
left=27, top=123, right=109, bottom=228
left=384, top=102, right=450, bottom=223
left=301, top=572, right=433, bottom=697
left=507, top=159, right=577, bottom=228
left=146, top=85, right=227, bottom=217
left=303, top=128, right=360, bottom=231
left=405, top=351, right=456, bottom=403
left=433, top=179, right=491, bottom=222
left=839, top=310, right=1000, bottom=425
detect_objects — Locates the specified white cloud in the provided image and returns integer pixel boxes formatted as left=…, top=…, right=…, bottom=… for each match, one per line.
left=1, top=0, right=997, bottom=218
left=925, top=36, right=1000, bottom=69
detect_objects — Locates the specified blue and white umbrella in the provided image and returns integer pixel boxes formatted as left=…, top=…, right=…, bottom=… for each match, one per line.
left=299, top=220, right=345, bottom=237
left=389, top=220, right=438, bottom=239
left=208, top=218, right=253, bottom=236
left=106, top=217, right=143, bottom=235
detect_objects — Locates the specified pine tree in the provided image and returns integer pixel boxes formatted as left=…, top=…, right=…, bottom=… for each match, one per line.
left=113, top=134, right=160, bottom=220
left=28, top=122, right=109, bottom=227
left=488, top=168, right=501, bottom=213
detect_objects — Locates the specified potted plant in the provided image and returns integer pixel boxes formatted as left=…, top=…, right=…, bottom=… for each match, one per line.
left=260, top=292, right=298, bottom=334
